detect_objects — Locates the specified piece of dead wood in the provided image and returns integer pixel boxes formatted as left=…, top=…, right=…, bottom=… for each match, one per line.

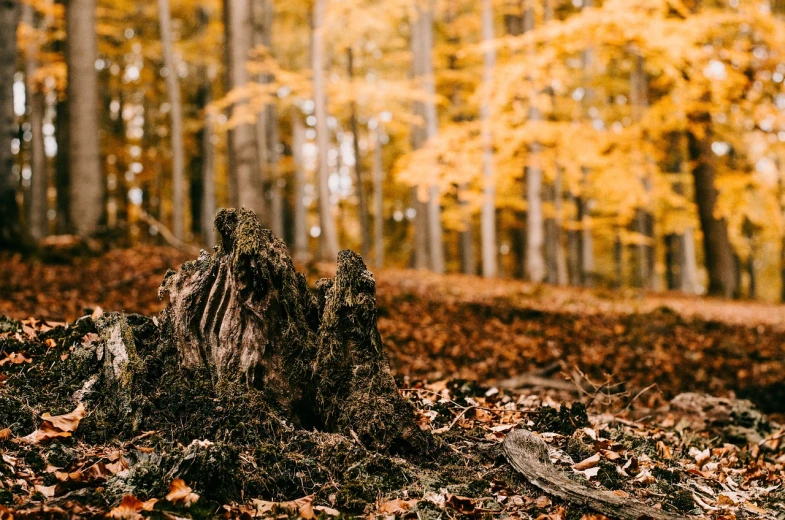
left=138, top=209, right=201, bottom=256
left=497, top=362, right=576, bottom=392
left=503, top=429, right=680, bottom=520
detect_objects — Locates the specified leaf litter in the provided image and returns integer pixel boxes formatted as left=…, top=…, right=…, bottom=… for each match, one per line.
left=0, top=248, right=785, bottom=518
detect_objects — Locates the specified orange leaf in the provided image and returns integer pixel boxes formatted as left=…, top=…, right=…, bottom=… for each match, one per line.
left=41, top=403, right=85, bottom=432
left=107, top=495, right=144, bottom=519
left=166, top=479, right=199, bottom=507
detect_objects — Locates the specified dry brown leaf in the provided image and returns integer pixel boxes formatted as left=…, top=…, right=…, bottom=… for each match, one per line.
left=165, top=479, right=199, bottom=507
left=34, top=484, right=57, bottom=498
left=573, top=453, right=601, bottom=470
left=377, top=498, right=419, bottom=514
left=45, top=338, right=57, bottom=349
left=107, top=495, right=144, bottom=519
left=0, top=428, right=11, bottom=441
left=534, top=495, right=552, bottom=508
left=41, top=403, right=85, bottom=432
left=0, top=352, right=32, bottom=366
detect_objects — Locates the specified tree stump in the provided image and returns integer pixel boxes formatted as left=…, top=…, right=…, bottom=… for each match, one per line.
left=159, top=208, right=428, bottom=453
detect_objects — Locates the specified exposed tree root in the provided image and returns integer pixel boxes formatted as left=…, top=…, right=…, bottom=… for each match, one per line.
left=503, top=429, right=681, bottom=520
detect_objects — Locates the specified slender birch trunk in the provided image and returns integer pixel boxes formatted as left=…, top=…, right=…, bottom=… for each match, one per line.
left=373, top=122, right=384, bottom=269
left=480, top=0, right=497, bottom=278
left=347, top=47, right=371, bottom=260
left=292, top=115, right=309, bottom=262
left=24, top=2, right=48, bottom=240
left=158, top=0, right=185, bottom=240
left=312, top=0, right=339, bottom=260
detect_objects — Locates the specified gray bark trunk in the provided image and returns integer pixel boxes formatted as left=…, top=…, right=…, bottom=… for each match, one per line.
left=525, top=5, right=545, bottom=283
left=372, top=123, right=384, bottom=269
left=158, top=0, right=185, bottom=240
left=292, top=115, right=309, bottom=262
left=347, top=47, right=371, bottom=261
left=0, top=0, right=20, bottom=247
left=24, top=2, right=48, bottom=240
left=312, top=0, right=340, bottom=260
left=201, top=105, right=216, bottom=249
left=225, top=0, right=265, bottom=218
left=409, top=9, right=428, bottom=271
left=480, top=0, right=497, bottom=278
left=66, top=0, right=103, bottom=236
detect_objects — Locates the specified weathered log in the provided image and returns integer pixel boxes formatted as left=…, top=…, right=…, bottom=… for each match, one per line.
left=159, top=208, right=428, bottom=453
left=503, top=429, right=680, bottom=520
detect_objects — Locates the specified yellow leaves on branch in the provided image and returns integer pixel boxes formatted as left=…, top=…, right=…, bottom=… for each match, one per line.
left=19, top=403, right=85, bottom=444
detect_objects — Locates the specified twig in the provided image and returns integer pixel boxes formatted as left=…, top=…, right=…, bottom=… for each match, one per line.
left=138, top=209, right=201, bottom=256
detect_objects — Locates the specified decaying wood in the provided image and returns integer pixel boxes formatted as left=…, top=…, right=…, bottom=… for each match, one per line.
left=503, top=429, right=680, bottom=520
left=159, top=208, right=428, bottom=453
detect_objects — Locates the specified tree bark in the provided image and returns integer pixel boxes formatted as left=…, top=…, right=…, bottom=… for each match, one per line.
left=480, top=0, right=497, bottom=278
left=66, top=0, right=103, bottom=236
left=0, top=0, right=20, bottom=247
left=312, top=0, right=340, bottom=260
left=160, top=208, right=430, bottom=453
left=372, top=123, right=384, bottom=269
left=688, top=115, right=737, bottom=298
left=225, top=0, right=265, bottom=218
left=23, top=3, right=48, bottom=241
left=292, top=115, right=309, bottom=262
left=347, top=47, right=371, bottom=261
left=158, top=0, right=186, bottom=240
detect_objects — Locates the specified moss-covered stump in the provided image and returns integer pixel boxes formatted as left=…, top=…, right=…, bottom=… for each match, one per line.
left=159, top=208, right=429, bottom=453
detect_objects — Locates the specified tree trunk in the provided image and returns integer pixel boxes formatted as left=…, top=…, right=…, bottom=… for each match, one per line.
left=252, top=0, right=283, bottom=238
left=347, top=47, right=371, bottom=261
left=158, top=0, right=185, bottom=240
left=292, top=114, right=309, bottom=262
left=409, top=10, right=428, bottom=271
left=688, top=128, right=737, bottom=297
left=418, top=2, right=444, bottom=274
left=66, top=0, right=103, bottom=236
left=372, top=123, right=384, bottom=269
left=200, top=95, right=216, bottom=249
left=225, top=0, right=265, bottom=219
left=480, top=0, right=497, bottom=278
left=459, top=184, right=476, bottom=275
left=54, top=97, right=69, bottom=234
left=0, top=0, right=20, bottom=247
left=24, top=2, right=48, bottom=241
left=312, top=0, right=339, bottom=260
left=160, top=208, right=430, bottom=453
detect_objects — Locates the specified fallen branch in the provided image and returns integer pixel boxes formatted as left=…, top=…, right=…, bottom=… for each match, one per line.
left=503, top=429, right=680, bottom=520
left=497, top=362, right=576, bottom=392
left=138, top=209, right=201, bottom=256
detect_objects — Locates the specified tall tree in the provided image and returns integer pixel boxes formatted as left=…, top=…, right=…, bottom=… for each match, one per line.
left=688, top=106, right=738, bottom=298
left=0, top=0, right=20, bottom=247
left=524, top=2, right=545, bottom=283
left=413, top=1, right=444, bottom=273
left=480, top=0, right=497, bottom=278
left=347, top=47, right=371, bottom=261
left=158, top=0, right=185, bottom=240
left=292, top=114, right=309, bottom=262
left=312, top=0, right=339, bottom=260
left=225, top=0, right=265, bottom=217
left=372, top=121, right=384, bottom=269
left=66, top=0, right=103, bottom=236
left=23, top=2, right=48, bottom=240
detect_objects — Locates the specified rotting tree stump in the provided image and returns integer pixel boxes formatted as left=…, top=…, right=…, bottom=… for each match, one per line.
left=158, top=208, right=428, bottom=453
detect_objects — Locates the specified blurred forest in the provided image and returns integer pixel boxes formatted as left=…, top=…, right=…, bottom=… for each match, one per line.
left=3, top=0, right=785, bottom=301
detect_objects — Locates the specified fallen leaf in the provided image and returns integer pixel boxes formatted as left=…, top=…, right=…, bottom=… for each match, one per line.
left=377, top=498, right=419, bottom=514
left=573, top=453, right=601, bottom=470
left=34, top=484, right=57, bottom=498
left=45, top=339, right=57, bottom=349
left=42, top=403, right=85, bottom=432
left=107, top=495, right=144, bottom=519
left=0, top=352, right=32, bottom=366
left=0, top=428, right=11, bottom=441
left=534, top=495, right=552, bottom=508
left=166, top=479, right=199, bottom=507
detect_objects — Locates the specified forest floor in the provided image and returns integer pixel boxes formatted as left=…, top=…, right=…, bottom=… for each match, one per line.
left=1, top=246, right=785, bottom=519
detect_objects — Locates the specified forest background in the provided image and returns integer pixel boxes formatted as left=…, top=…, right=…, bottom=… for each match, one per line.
left=2, top=0, right=785, bottom=301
